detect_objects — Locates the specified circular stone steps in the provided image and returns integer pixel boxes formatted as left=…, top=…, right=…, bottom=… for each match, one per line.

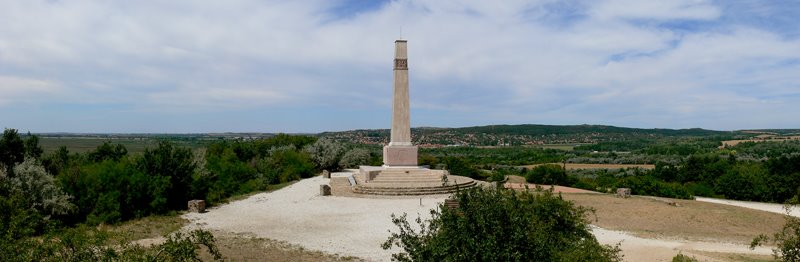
left=353, top=175, right=477, bottom=196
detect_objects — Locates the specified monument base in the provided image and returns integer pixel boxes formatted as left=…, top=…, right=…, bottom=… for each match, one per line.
left=383, top=145, right=418, bottom=166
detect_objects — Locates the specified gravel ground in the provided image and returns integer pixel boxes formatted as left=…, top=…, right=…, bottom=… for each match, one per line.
left=593, top=226, right=772, bottom=261
left=183, top=177, right=777, bottom=261
left=184, top=176, right=447, bottom=261
left=696, top=196, right=800, bottom=217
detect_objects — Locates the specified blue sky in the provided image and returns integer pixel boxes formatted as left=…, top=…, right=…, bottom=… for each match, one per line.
left=0, top=0, right=798, bottom=133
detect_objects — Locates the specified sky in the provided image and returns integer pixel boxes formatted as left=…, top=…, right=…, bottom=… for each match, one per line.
left=1, top=0, right=799, bottom=133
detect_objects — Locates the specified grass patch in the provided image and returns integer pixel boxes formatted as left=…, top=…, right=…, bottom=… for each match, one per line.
left=690, top=250, right=773, bottom=262
left=101, top=214, right=188, bottom=242
left=203, top=232, right=364, bottom=262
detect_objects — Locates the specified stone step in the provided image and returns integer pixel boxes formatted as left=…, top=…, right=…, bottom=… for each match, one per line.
left=352, top=185, right=476, bottom=195
left=370, top=178, right=443, bottom=182
left=353, top=181, right=477, bottom=195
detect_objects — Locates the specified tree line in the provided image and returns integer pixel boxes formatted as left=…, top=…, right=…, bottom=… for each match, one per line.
left=0, top=128, right=374, bottom=260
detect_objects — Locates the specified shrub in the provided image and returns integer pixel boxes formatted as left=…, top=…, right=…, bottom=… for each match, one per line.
left=137, top=141, right=196, bottom=211
left=672, top=253, right=698, bottom=262
left=339, top=148, right=371, bottom=169
left=525, top=164, right=573, bottom=186
left=304, top=138, right=345, bottom=171
left=383, top=186, right=622, bottom=261
left=10, top=159, right=75, bottom=217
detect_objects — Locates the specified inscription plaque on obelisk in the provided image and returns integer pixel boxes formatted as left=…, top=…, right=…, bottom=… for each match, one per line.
left=383, top=39, right=418, bottom=166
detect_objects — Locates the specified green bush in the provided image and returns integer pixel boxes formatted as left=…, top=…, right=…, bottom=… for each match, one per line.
left=672, top=253, right=698, bottom=262
left=339, top=148, right=371, bottom=169
left=525, top=164, right=574, bottom=186
left=6, top=227, right=222, bottom=262
left=383, top=186, right=621, bottom=261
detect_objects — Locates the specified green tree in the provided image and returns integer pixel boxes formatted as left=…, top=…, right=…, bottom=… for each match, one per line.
left=10, top=159, right=75, bottom=217
left=304, top=138, right=345, bottom=171
left=87, top=142, right=128, bottom=162
left=383, top=187, right=622, bottom=261
left=339, top=148, right=371, bottom=169
left=525, top=164, right=573, bottom=186
left=137, top=141, right=196, bottom=211
left=0, top=128, right=25, bottom=175
left=442, top=157, right=480, bottom=179
left=23, top=132, right=43, bottom=160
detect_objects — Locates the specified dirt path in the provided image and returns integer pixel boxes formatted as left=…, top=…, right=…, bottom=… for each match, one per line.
left=696, top=196, right=800, bottom=217
left=593, top=226, right=772, bottom=261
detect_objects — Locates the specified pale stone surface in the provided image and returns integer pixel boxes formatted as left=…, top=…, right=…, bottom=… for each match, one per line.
left=616, top=188, right=631, bottom=198
left=322, top=169, right=330, bottom=178
left=319, top=184, right=331, bottom=196
left=382, top=145, right=418, bottom=166
left=188, top=200, right=206, bottom=213
left=385, top=39, right=417, bottom=165
left=390, top=40, right=411, bottom=145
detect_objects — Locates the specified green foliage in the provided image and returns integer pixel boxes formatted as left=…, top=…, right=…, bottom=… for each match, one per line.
left=61, top=158, right=168, bottom=224
left=304, top=138, right=346, bottom=171
left=616, top=175, right=693, bottom=199
left=0, top=128, right=25, bottom=175
left=23, top=132, right=44, bottom=160
left=420, top=146, right=563, bottom=166
left=257, top=146, right=316, bottom=185
left=10, top=159, right=75, bottom=217
left=339, top=148, right=371, bottom=169
left=382, top=187, right=622, bottom=261
left=672, top=253, right=699, bottom=262
left=525, top=164, right=575, bottom=185
left=0, top=188, right=51, bottom=243
left=138, top=141, right=196, bottom=211
left=441, top=157, right=482, bottom=179
left=87, top=141, right=128, bottom=162
left=202, top=136, right=318, bottom=204
left=204, top=147, right=258, bottom=203
left=5, top=227, right=222, bottom=262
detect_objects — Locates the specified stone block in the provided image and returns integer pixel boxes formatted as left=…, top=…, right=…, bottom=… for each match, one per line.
left=383, top=145, right=418, bottom=166
left=320, top=184, right=331, bottom=196
left=322, top=170, right=330, bottom=178
left=188, top=200, right=206, bottom=213
left=616, top=188, right=631, bottom=198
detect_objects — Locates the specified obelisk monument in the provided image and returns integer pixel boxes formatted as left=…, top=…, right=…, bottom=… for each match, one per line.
left=383, top=39, right=418, bottom=167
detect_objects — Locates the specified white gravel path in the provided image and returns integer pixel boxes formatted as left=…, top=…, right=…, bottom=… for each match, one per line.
left=183, top=176, right=447, bottom=261
left=593, top=226, right=772, bottom=261
left=696, top=196, right=800, bottom=217
left=183, top=177, right=777, bottom=261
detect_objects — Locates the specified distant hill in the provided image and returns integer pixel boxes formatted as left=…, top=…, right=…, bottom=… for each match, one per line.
left=320, top=124, right=739, bottom=147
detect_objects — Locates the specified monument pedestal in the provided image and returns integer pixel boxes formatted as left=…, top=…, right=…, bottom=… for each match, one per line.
left=383, top=145, right=418, bottom=166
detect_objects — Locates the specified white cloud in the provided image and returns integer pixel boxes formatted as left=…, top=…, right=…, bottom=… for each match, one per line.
left=0, top=76, right=62, bottom=106
left=0, top=0, right=797, bottom=131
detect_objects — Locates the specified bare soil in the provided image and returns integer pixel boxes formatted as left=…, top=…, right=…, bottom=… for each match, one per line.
left=561, top=193, right=784, bottom=244
left=199, top=231, right=363, bottom=262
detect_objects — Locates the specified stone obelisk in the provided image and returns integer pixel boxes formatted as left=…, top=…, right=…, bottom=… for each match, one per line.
left=383, top=39, right=418, bottom=167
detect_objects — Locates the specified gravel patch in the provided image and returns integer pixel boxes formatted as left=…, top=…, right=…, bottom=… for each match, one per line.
left=696, top=196, right=800, bottom=217
left=184, top=176, right=447, bottom=261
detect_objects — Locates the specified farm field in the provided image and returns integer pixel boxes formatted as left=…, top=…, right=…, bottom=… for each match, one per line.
left=520, top=163, right=656, bottom=170
left=38, top=136, right=209, bottom=154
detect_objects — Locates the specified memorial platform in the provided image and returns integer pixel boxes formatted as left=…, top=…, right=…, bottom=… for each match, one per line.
left=350, top=166, right=477, bottom=195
